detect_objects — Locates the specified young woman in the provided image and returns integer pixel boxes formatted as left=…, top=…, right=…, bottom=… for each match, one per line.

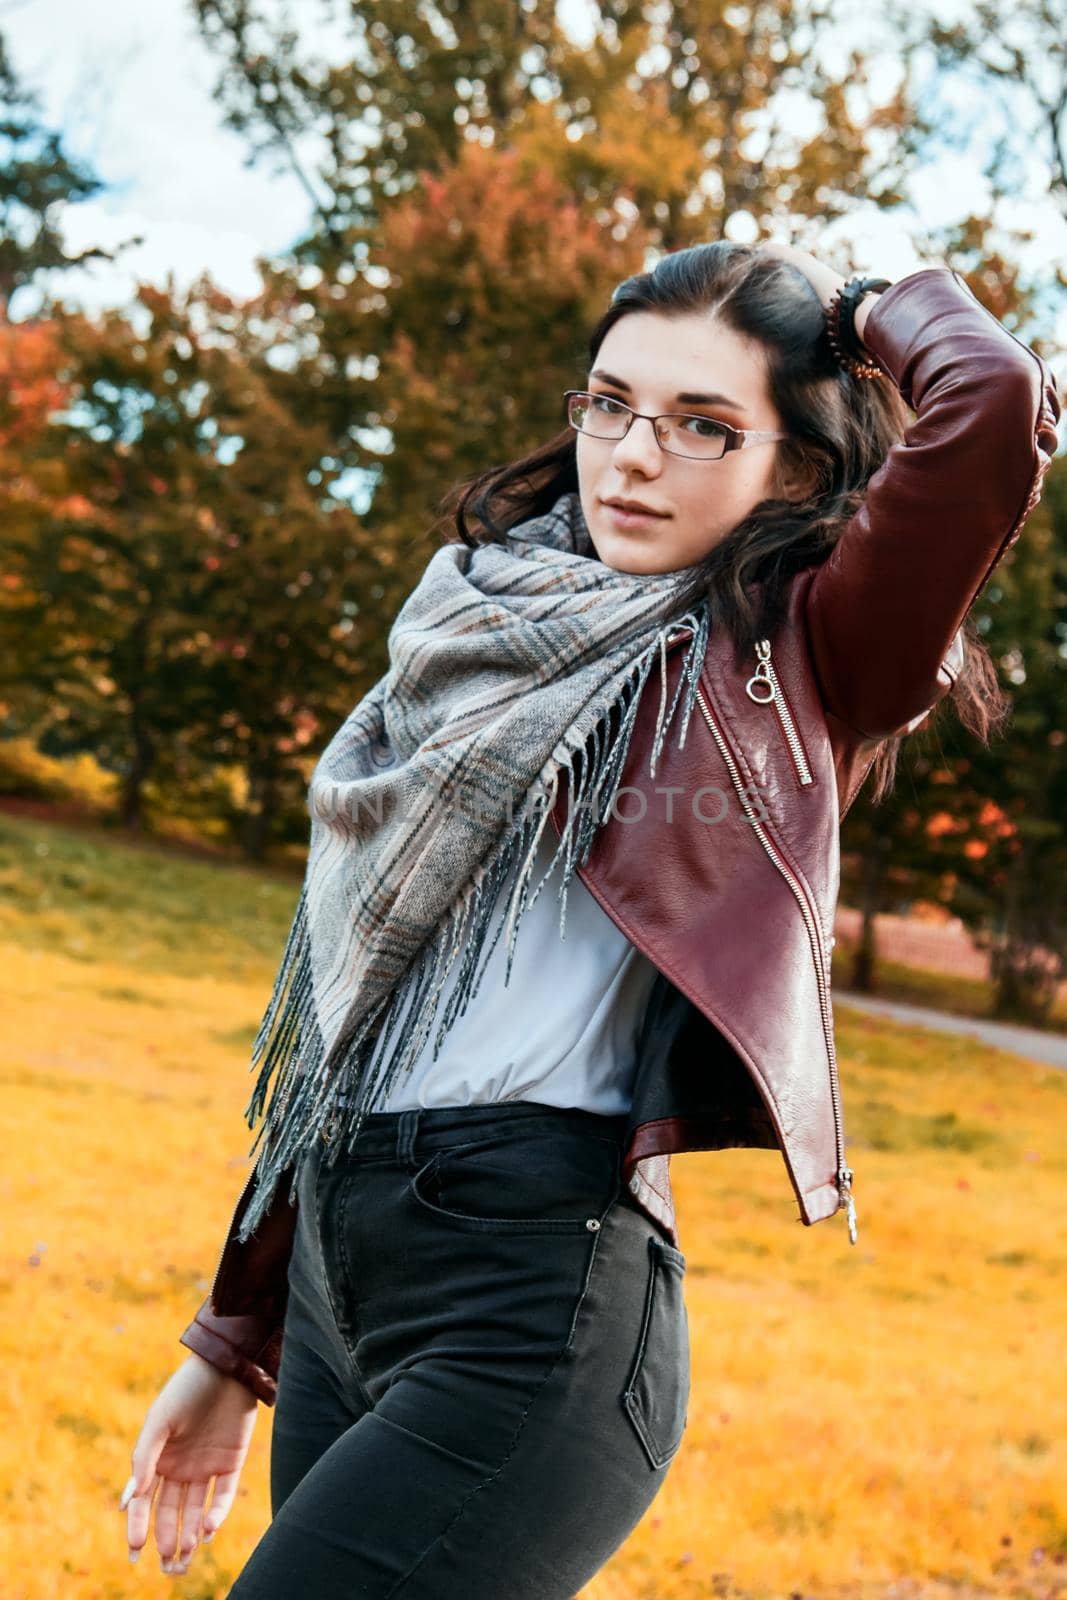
left=119, top=238, right=1060, bottom=1594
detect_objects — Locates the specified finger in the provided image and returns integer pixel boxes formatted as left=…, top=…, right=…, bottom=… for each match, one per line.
left=203, top=1468, right=241, bottom=1540
left=125, top=1470, right=161, bottom=1560
left=154, top=1476, right=185, bottom=1568
left=172, top=1480, right=210, bottom=1572
left=125, top=1418, right=167, bottom=1554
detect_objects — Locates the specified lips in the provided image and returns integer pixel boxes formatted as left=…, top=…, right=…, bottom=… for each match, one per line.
left=602, top=499, right=670, bottom=518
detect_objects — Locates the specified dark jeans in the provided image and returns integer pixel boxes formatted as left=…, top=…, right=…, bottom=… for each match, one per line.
left=226, top=1101, right=690, bottom=1599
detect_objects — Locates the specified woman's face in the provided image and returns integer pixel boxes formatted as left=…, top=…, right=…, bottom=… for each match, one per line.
left=576, top=309, right=802, bottom=575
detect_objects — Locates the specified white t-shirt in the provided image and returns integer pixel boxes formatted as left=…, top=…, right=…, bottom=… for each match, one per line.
left=364, top=822, right=661, bottom=1116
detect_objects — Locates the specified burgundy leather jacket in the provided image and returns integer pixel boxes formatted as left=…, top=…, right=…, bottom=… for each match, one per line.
left=180, top=266, right=1061, bottom=1404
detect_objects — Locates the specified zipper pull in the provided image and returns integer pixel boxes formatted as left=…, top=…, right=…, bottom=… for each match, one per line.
left=838, top=1164, right=858, bottom=1245
left=745, top=638, right=776, bottom=704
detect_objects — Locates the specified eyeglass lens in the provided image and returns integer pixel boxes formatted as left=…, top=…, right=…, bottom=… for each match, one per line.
left=567, top=392, right=730, bottom=460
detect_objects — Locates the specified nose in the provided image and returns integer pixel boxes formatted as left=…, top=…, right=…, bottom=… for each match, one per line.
left=611, top=412, right=663, bottom=475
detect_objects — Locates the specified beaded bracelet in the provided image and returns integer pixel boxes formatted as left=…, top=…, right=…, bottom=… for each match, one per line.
left=826, top=276, right=893, bottom=379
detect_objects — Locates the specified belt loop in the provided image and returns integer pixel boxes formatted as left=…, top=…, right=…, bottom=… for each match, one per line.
left=396, top=1108, right=420, bottom=1165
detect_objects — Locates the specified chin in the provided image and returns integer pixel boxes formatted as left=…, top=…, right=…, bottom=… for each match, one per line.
left=594, top=544, right=674, bottom=575
left=588, top=533, right=644, bottom=569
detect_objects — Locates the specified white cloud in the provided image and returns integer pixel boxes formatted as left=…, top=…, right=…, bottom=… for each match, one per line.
left=3, top=0, right=311, bottom=314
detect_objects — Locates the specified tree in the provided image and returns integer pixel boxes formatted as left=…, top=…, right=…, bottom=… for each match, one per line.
left=841, top=454, right=1067, bottom=1024
left=951, top=455, right=1067, bottom=1022
left=877, top=0, right=1067, bottom=327
left=189, top=0, right=924, bottom=255
left=2, top=277, right=380, bottom=854
left=185, top=0, right=963, bottom=488
left=0, top=30, right=139, bottom=319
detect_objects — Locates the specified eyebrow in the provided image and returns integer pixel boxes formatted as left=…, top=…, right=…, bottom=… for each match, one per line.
left=588, top=368, right=749, bottom=415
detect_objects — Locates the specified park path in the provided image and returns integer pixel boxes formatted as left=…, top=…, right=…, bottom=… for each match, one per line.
left=834, top=989, right=1067, bottom=1071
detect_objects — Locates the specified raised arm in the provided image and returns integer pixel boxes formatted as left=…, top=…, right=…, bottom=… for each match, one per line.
left=804, top=266, right=1061, bottom=740
left=178, top=1161, right=299, bottom=1407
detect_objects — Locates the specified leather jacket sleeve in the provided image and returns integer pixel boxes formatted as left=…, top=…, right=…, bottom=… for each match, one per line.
left=805, top=265, right=1062, bottom=740
left=177, top=1162, right=299, bottom=1407
left=179, top=1302, right=284, bottom=1406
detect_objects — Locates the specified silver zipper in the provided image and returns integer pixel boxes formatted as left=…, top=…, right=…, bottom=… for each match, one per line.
left=208, top=1167, right=257, bottom=1303
left=209, top=1239, right=228, bottom=1303
left=208, top=1208, right=239, bottom=1304
left=1006, top=424, right=1056, bottom=544
left=693, top=678, right=857, bottom=1244
left=745, top=638, right=814, bottom=785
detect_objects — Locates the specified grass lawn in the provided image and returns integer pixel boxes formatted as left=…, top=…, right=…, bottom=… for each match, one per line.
left=829, top=946, right=1067, bottom=1036
left=1, top=811, right=1065, bottom=1600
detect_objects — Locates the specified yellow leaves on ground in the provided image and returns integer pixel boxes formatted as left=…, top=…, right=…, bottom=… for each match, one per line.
left=1, top=814, right=1064, bottom=1599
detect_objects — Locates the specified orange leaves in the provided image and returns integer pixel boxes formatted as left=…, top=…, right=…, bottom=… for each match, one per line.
left=0, top=320, right=69, bottom=451
left=925, top=807, right=1017, bottom=882
left=976, top=798, right=1017, bottom=840
left=51, top=493, right=96, bottom=519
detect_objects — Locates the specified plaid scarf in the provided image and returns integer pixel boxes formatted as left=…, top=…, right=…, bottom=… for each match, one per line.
left=237, top=489, right=710, bottom=1241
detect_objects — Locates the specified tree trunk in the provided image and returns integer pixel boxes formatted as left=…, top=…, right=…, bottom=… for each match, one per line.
left=991, top=944, right=1060, bottom=1023
left=120, top=703, right=154, bottom=831
left=990, top=850, right=1063, bottom=1024
left=241, top=764, right=278, bottom=862
left=850, top=835, right=891, bottom=992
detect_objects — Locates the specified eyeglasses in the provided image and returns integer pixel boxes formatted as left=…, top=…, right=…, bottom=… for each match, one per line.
left=563, top=389, right=790, bottom=461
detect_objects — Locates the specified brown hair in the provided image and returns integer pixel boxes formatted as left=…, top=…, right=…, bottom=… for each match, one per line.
left=432, top=240, right=1009, bottom=804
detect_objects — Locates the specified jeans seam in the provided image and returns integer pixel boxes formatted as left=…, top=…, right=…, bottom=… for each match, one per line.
left=324, top=1171, right=376, bottom=1413
left=562, top=1191, right=611, bottom=1352
left=620, top=1237, right=687, bottom=1468
left=381, top=1196, right=614, bottom=1598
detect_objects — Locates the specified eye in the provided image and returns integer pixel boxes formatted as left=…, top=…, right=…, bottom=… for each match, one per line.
left=680, top=416, right=730, bottom=439
left=590, top=393, right=627, bottom=414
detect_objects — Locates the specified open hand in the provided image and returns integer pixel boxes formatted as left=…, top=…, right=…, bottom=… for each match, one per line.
left=119, top=1352, right=259, bottom=1576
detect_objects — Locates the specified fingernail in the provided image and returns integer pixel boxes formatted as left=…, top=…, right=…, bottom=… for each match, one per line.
left=203, top=1528, right=215, bottom=1543
left=119, top=1475, right=136, bottom=1510
left=128, top=1549, right=140, bottom=1564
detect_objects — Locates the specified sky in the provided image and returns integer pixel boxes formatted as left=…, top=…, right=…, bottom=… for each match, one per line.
left=3, top=0, right=1066, bottom=360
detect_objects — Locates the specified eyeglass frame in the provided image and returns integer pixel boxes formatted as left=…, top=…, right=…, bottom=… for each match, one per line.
left=562, top=388, right=790, bottom=461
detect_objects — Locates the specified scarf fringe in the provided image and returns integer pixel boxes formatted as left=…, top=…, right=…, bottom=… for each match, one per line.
left=234, top=601, right=709, bottom=1243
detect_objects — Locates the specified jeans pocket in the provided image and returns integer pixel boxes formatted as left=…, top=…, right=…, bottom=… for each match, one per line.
left=622, top=1234, right=690, bottom=1469
left=408, top=1127, right=622, bottom=1234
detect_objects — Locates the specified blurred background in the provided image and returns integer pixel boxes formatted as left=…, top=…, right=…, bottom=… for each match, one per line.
left=1, top=2, right=1065, bottom=1597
